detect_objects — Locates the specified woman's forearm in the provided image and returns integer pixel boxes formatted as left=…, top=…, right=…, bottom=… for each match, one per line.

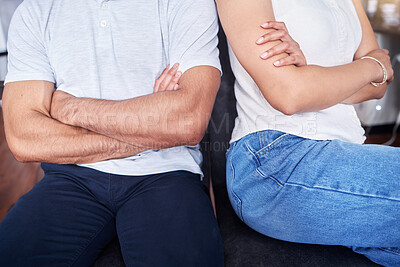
left=217, top=0, right=391, bottom=115
left=342, top=83, right=387, bottom=105
left=263, top=58, right=382, bottom=114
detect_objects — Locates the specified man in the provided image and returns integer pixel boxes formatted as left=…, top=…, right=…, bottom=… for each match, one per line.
left=0, top=0, right=223, bottom=265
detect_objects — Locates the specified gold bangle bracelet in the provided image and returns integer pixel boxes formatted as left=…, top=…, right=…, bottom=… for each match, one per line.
left=360, top=56, right=388, bottom=87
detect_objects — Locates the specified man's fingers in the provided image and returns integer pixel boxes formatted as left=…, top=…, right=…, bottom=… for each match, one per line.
left=260, top=42, right=290, bottom=59
left=154, top=64, right=170, bottom=93
left=172, top=71, right=182, bottom=84
left=159, top=63, right=179, bottom=91
left=260, top=21, right=288, bottom=32
left=165, top=71, right=182, bottom=91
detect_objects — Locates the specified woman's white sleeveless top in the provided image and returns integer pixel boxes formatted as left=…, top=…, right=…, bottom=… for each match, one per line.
left=229, top=0, right=366, bottom=144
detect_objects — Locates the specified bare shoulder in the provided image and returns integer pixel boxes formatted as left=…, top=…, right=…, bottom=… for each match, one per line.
left=216, top=0, right=276, bottom=49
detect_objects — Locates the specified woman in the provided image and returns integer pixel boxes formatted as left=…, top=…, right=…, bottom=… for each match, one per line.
left=216, top=0, right=398, bottom=265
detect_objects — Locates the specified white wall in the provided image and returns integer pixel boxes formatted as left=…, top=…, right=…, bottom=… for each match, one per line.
left=0, top=0, right=24, bottom=81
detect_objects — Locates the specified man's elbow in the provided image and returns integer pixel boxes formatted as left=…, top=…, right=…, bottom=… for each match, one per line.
left=178, top=122, right=207, bottom=147
left=6, top=137, right=32, bottom=163
left=188, top=129, right=206, bottom=146
left=182, top=129, right=205, bottom=146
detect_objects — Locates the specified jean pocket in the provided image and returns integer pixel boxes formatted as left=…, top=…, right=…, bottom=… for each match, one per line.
left=254, top=133, right=291, bottom=158
left=255, top=167, right=284, bottom=190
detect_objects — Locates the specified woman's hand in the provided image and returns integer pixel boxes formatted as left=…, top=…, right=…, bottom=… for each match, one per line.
left=256, top=21, right=307, bottom=67
left=364, top=49, right=394, bottom=85
left=153, top=63, right=182, bottom=93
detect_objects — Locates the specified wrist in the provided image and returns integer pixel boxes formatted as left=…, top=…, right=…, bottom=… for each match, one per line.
left=58, top=95, right=80, bottom=126
left=360, top=56, right=387, bottom=86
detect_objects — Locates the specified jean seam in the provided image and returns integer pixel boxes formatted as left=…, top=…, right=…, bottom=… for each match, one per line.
left=259, top=131, right=265, bottom=148
left=229, top=142, right=244, bottom=222
left=255, top=169, right=283, bottom=187
left=379, top=247, right=400, bottom=256
left=255, top=134, right=290, bottom=158
left=244, top=140, right=261, bottom=166
left=69, top=217, right=114, bottom=266
left=285, top=182, right=400, bottom=203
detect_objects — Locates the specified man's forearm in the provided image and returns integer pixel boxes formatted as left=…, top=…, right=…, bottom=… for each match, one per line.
left=53, top=91, right=198, bottom=148
left=51, top=67, right=220, bottom=149
left=5, top=111, right=144, bottom=164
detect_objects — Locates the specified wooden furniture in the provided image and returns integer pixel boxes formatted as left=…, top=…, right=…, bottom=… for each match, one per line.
left=0, top=108, right=43, bottom=222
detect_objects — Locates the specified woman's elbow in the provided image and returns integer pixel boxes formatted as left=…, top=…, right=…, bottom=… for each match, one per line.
left=259, top=84, right=302, bottom=116
left=277, top=104, right=298, bottom=116
left=374, top=86, right=387, bottom=100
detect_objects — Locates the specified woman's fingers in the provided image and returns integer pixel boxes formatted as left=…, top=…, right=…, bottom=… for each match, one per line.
left=273, top=55, right=306, bottom=67
left=256, top=21, right=307, bottom=67
left=260, top=42, right=290, bottom=59
left=387, top=76, right=394, bottom=85
left=259, top=40, right=306, bottom=66
left=256, top=30, right=291, bottom=45
left=260, top=21, right=288, bottom=32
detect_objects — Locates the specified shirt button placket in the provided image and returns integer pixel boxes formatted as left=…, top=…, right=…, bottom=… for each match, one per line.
left=99, top=1, right=110, bottom=29
left=327, top=0, right=346, bottom=64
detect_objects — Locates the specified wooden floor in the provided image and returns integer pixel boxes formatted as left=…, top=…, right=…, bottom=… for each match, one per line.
left=0, top=106, right=399, bottom=223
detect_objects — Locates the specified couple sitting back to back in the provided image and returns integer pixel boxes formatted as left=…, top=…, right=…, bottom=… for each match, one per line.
left=0, top=0, right=397, bottom=266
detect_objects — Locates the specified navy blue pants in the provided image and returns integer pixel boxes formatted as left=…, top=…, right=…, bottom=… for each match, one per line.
left=0, top=163, right=223, bottom=266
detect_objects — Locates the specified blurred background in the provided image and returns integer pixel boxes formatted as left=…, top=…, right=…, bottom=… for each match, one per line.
left=0, top=0, right=399, bottom=222
left=357, top=0, right=400, bottom=140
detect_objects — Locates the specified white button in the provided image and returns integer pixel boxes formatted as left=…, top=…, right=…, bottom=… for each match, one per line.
left=100, top=20, right=107, bottom=27
left=102, top=2, right=109, bottom=8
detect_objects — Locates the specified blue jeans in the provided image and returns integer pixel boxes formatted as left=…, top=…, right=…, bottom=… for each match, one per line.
left=0, top=163, right=223, bottom=267
left=226, top=130, right=400, bottom=266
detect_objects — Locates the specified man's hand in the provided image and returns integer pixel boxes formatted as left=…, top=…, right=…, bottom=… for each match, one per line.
left=153, top=63, right=182, bottom=93
left=256, top=21, right=307, bottom=67
left=51, top=63, right=184, bottom=125
left=50, top=90, right=77, bottom=125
